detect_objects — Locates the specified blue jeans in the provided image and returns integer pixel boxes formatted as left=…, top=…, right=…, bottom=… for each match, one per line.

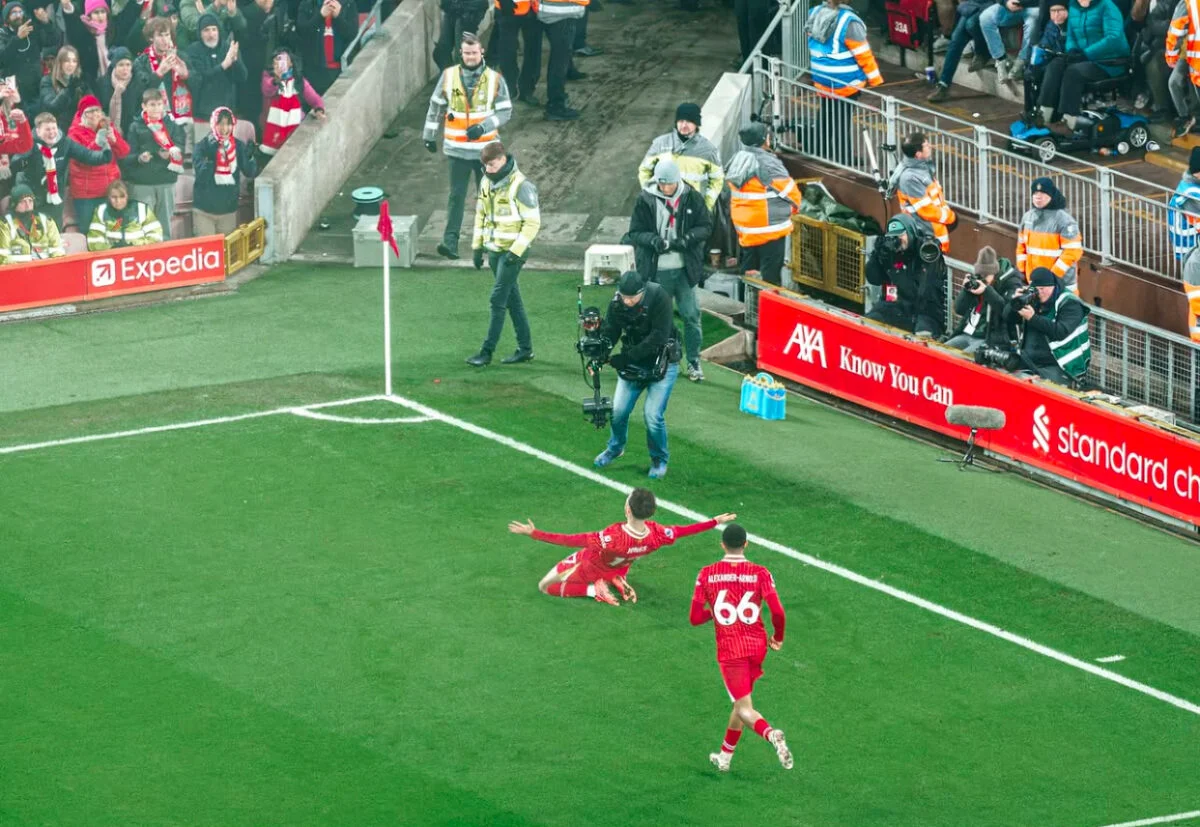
left=481, top=251, right=532, bottom=354
left=606, top=362, right=679, bottom=465
left=654, top=267, right=701, bottom=364
left=938, top=10, right=987, bottom=85
left=978, top=3, right=1037, bottom=61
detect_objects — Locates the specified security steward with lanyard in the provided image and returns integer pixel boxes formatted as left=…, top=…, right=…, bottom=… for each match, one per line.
left=593, top=271, right=682, bottom=480
left=466, top=140, right=541, bottom=366
left=424, top=31, right=513, bottom=260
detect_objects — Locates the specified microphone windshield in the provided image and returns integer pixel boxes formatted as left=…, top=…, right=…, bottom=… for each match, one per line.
left=945, top=405, right=1006, bottom=431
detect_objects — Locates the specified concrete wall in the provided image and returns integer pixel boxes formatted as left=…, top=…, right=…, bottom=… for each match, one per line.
left=256, top=0, right=440, bottom=263
left=701, top=72, right=752, bottom=166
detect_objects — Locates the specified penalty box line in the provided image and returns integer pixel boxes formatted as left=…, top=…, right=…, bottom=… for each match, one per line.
left=380, top=393, right=1200, bottom=720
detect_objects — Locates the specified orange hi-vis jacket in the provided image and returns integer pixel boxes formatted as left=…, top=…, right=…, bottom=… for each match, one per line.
left=807, top=5, right=883, bottom=98
left=494, top=0, right=537, bottom=14
left=1166, top=0, right=1200, bottom=85
left=890, top=156, right=956, bottom=252
left=1183, top=246, right=1200, bottom=342
left=725, top=145, right=802, bottom=247
left=1015, top=205, right=1083, bottom=294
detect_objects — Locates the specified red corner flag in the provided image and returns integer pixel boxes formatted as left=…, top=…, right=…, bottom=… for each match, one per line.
left=377, top=199, right=400, bottom=258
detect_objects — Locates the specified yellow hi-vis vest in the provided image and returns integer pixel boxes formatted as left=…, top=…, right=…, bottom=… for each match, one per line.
left=443, top=66, right=501, bottom=152
left=473, top=168, right=540, bottom=257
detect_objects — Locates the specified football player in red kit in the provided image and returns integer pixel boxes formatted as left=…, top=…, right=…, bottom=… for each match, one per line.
left=509, top=487, right=735, bottom=606
left=691, top=523, right=792, bottom=772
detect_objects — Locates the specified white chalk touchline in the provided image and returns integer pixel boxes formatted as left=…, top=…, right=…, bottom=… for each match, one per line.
left=1097, top=655, right=1127, bottom=663
left=1098, top=810, right=1200, bottom=827
left=380, top=393, right=1200, bottom=719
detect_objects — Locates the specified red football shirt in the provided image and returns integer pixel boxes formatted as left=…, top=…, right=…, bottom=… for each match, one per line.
left=691, top=558, right=785, bottom=663
left=531, top=518, right=718, bottom=582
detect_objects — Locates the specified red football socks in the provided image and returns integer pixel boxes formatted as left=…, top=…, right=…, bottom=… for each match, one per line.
left=753, top=719, right=774, bottom=741
left=721, top=728, right=742, bottom=755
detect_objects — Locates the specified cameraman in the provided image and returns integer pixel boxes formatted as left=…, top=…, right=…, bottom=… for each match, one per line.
left=945, top=246, right=1021, bottom=355
left=865, top=214, right=947, bottom=337
left=593, top=271, right=681, bottom=480
left=1004, top=266, right=1091, bottom=385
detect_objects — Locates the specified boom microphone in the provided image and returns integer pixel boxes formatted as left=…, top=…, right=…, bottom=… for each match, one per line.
left=945, top=405, right=1006, bottom=431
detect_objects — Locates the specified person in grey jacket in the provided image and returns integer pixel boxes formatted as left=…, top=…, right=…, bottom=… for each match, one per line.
left=622, top=158, right=713, bottom=382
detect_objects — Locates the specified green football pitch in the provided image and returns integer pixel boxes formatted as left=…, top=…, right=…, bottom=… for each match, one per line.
left=3, top=264, right=1200, bottom=827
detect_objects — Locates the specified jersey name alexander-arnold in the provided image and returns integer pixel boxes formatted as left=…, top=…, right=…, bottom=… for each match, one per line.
left=706, top=573, right=760, bottom=583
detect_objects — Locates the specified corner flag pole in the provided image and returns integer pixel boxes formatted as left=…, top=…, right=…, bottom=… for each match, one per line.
left=377, top=200, right=400, bottom=398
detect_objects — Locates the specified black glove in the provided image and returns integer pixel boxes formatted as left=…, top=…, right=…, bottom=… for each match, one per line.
left=424, top=140, right=437, bottom=153
left=504, top=250, right=525, bottom=267
left=1067, top=48, right=1086, bottom=62
left=609, top=352, right=629, bottom=371
left=656, top=236, right=670, bottom=253
left=465, top=124, right=486, bottom=140
left=473, top=248, right=485, bottom=269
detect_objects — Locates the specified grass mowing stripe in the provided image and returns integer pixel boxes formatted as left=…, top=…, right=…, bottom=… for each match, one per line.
left=381, top=392, right=1200, bottom=719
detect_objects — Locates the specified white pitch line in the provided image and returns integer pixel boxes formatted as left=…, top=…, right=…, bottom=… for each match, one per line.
left=0, top=395, right=386, bottom=456
left=289, top=409, right=433, bottom=425
left=1097, top=655, right=1127, bottom=663
left=1098, top=810, right=1200, bottom=827
left=381, top=393, right=1200, bottom=719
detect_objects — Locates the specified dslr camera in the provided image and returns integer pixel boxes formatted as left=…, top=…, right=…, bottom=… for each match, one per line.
left=974, top=343, right=1019, bottom=371
left=1010, top=286, right=1039, bottom=312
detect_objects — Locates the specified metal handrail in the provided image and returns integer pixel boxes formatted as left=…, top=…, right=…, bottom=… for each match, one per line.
left=341, top=0, right=386, bottom=69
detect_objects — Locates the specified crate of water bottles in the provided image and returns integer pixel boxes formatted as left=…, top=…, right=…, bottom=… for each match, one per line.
left=739, top=372, right=787, bottom=421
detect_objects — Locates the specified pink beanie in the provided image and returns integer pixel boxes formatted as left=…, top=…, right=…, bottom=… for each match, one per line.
left=84, top=0, right=108, bottom=15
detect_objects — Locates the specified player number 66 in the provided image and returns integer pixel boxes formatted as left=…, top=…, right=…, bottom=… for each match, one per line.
left=713, top=589, right=760, bottom=626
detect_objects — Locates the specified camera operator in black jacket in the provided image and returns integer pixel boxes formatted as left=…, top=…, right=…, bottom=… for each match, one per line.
left=865, top=213, right=947, bottom=337
left=1003, top=266, right=1091, bottom=385
left=593, top=271, right=682, bottom=481
left=944, top=246, right=1022, bottom=355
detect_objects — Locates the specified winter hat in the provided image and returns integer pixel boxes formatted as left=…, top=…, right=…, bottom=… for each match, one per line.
left=675, top=102, right=701, bottom=127
left=617, top=271, right=645, bottom=296
left=83, top=0, right=106, bottom=15
left=739, top=122, right=767, bottom=147
left=10, top=183, right=34, bottom=207
left=196, top=11, right=219, bottom=31
left=107, top=45, right=132, bottom=71
left=1189, top=146, right=1200, bottom=174
left=26, top=0, right=53, bottom=11
left=77, top=94, right=101, bottom=114
left=3, top=0, right=26, bottom=21
left=1029, top=267, right=1057, bottom=287
left=974, top=246, right=999, bottom=276
left=885, top=218, right=907, bottom=236
left=652, top=157, right=681, bottom=185
left=1031, top=176, right=1058, bottom=197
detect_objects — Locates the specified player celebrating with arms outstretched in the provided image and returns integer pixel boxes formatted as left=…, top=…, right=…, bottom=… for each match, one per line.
left=691, top=523, right=792, bottom=772
left=509, top=487, right=734, bottom=606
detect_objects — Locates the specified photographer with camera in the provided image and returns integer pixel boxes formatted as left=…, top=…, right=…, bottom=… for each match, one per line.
left=1003, top=266, right=1091, bottom=385
left=945, top=246, right=1022, bottom=355
left=865, top=213, right=947, bottom=338
left=593, top=271, right=681, bottom=480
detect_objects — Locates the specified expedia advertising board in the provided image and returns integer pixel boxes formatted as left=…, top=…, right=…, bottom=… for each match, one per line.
left=757, top=290, right=1200, bottom=529
left=0, top=236, right=226, bottom=312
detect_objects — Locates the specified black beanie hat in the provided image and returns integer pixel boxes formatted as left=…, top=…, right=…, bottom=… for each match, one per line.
left=675, top=102, right=701, bottom=127
left=739, top=122, right=767, bottom=147
left=617, top=271, right=645, bottom=296
left=1029, top=267, right=1057, bottom=287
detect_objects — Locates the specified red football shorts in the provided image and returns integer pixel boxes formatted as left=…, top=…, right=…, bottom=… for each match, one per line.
left=552, top=552, right=583, bottom=582
left=719, top=656, right=764, bottom=702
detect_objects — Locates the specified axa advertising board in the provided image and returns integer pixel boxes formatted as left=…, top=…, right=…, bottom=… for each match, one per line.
left=0, top=236, right=225, bottom=312
left=756, top=290, right=1200, bottom=528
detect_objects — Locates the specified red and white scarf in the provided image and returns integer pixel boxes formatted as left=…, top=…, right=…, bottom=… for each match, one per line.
left=210, top=107, right=237, bottom=185
left=143, top=111, right=184, bottom=173
left=261, top=74, right=302, bottom=155
left=323, top=15, right=339, bottom=69
left=144, top=46, right=192, bottom=125
left=39, top=141, right=60, bottom=204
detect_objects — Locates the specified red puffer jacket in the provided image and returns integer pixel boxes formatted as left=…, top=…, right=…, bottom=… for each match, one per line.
left=66, top=98, right=130, bottom=199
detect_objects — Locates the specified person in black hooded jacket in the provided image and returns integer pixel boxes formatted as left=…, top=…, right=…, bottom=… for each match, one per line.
left=186, top=11, right=246, bottom=143
left=865, top=212, right=947, bottom=337
left=0, top=1, right=45, bottom=111
left=98, top=44, right=139, bottom=132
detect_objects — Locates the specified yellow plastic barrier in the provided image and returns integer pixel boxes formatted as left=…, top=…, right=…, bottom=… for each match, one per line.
left=224, top=217, right=267, bottom=277
left=789, top=213, right=866, bottom=305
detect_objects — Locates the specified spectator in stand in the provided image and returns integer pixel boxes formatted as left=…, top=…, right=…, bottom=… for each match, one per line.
left=494, top=0, right=542, bottom=106
left=725, top=122, right=801, bottom=286
left=27, top=0, right=65, bottom=69
left=1166, top=0, right=1200, bottom=135
left=888, top=131, right=956, bottom=253
left=1016, top=176, right=1082, bottom=293
left=0, top=95, right=33, bottom=199
left=1036, top=0, right=1128, bottom=132
left=39, top=46, right=87, bottom=132
left=1, top=2, right=47, bottom=112
left=0, top=182, right=64, bottom=260
left=13, top=110, right=110, bottom=228
left=1022, top=1, right=1067, bottom=107
left=67, top=93, right=128, bottom=226
left=123, top=87, right=184, bottom=237
left=1169, top=147, right=1200, bottom=264
left=1130, top=0, right=1174, bottom=122
left=133, top=18, right=195, bottom=130
left=98, top=45, right=138, bottom=132
left=295, top=0, right=357, bottom=95
left=260, top=48, right=324, bottom=158
left=237, top=0, right=288, bottom=123
left=637, top=102, right=724, bottom=213
left=977, top=0, right=1040, bottom=86
left=537, top=0, right=586, bottom=120
left=945, top=246, right=1022, bottom=354
left=807, top=0, right=882, bottom=163
left=178, top=0, right=245, bottom=49
left=86, top=176, right=162, bottom=247
left=927, top=0, right=993, bottom=102
left=186, top=11, right=245, bottom=142
left=433, top=0, right=487, bottom=70
left=62, top=0, right=148, bottom=87
left=192, top=105, right=256, bottom=234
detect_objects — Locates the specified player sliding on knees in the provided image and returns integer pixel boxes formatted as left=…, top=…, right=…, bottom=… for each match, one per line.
left=691, top=523, right=792, bottom=772
left=508, top=487, right=735, bottom=606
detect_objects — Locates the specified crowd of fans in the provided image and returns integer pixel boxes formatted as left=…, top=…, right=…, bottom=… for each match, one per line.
left=0, top=0, right=347, bottom=263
